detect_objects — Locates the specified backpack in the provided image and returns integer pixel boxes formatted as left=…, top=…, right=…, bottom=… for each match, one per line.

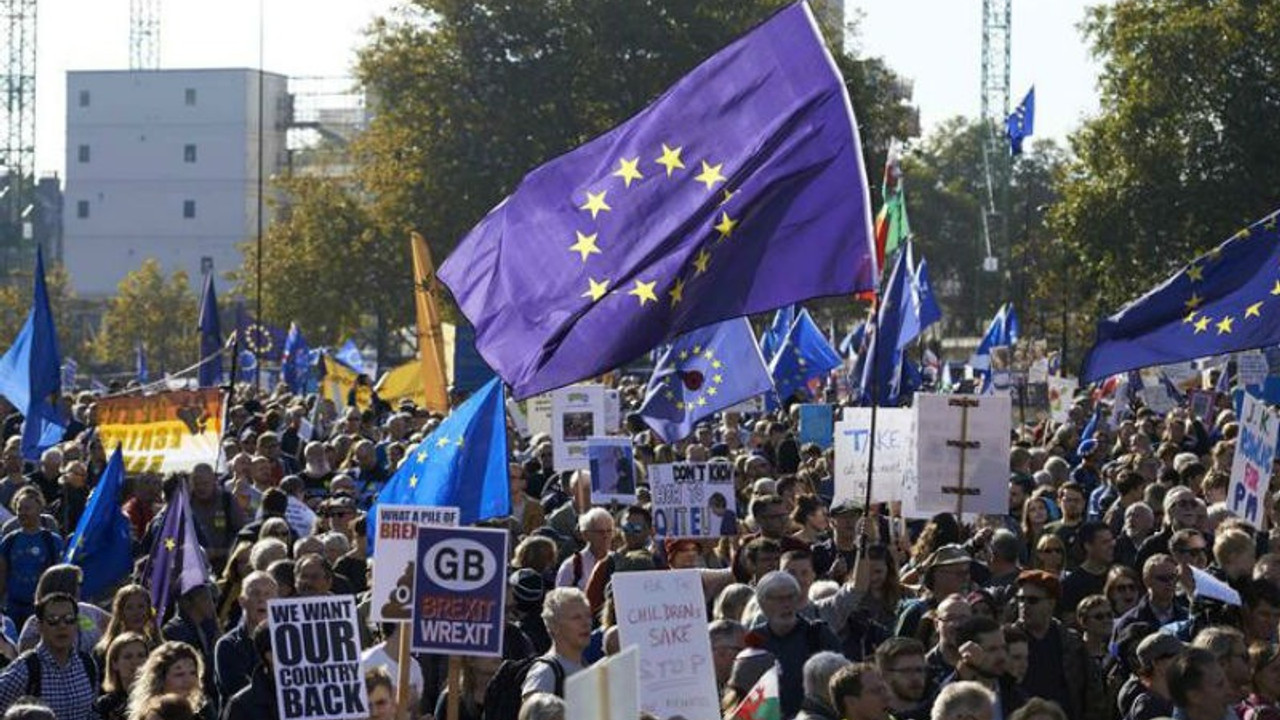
left=23, top=648, right=97, bottom=698
left=482, top=656, right=564, bottom=720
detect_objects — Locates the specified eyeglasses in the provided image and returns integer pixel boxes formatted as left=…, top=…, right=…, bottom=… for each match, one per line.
left=41, top=614, right=78, bottom=627
left=1016, top=595, right=1049, bottom=605
left=1152, top=573, right=1178, bottom=583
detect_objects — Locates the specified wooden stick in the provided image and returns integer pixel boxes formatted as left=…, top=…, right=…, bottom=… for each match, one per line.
left=447, top=655, right=462, bottom=720
left=395, top=623, right=412, bottom=713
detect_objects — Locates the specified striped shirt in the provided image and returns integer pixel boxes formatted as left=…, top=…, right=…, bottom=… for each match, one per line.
left=0, top=644, right=98, bottom=720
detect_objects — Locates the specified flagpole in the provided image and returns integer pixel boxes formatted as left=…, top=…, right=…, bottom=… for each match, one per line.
left=863, top=298, right=880, bottom=515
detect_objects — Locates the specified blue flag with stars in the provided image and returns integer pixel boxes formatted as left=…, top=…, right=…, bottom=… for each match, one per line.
left=439, top=3, right=877, bottom=399
left=1006, top=86, right=1035, bottom=156
left=367, top=377, right=510, bottom=548
left=1082, top=209, right=1280, bottom=382
left=65, top=444, right=132, bottom=599
left=0, top=248, right=67, bottom=460
left=760, top=306, right=797, bottom=364
left=770, top=308, right=843, bottom=403
left=858, top=242, right=913, bottom=406
left=639, top=318, right=774, bottom=443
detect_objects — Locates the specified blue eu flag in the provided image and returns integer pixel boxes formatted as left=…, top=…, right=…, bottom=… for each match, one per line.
left=234, top=305, right=288, bottom=363
left=196, top=273, right=223, bottom=388
left=760, top=306, right=797, bottom=365
left=859, top=243, right=912, bottom=406
left=281, top=322, right=314, bottom=394
left=439, top=3, right=878, bottom=399
left=1082, top=209, right=1280, bottom=382
left=368, top=377, right=510, bottom=546
left=65, top=445, right=132, bottom=599
left=1006, top=86, right=1035, bottom=156
left=0, top=248, right=66, bottom=460
left=638, top=318, right=774, bottom=443
left=770, top=308, right=843, bottom=403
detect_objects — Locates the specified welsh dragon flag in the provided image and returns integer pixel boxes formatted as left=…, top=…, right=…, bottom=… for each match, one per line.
left=726, top=666, right=781, bottom=720
left=874, top=140, right=910, bottom=272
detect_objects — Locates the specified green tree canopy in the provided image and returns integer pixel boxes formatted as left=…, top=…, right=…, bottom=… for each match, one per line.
left=0, top=263, right=80, bottom=361
left=92, top=259, right=198, bottom=374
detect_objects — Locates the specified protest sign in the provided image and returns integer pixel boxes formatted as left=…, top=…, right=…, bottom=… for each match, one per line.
left=1192, top=565, right=1242, bottom=606
left=1239, top=351, right=1269, bottom=388
left=834, top=408, right=912, bottom=505
left=505, top=399, right=530, bottom=438
left=1047, top=376, right=1077, bottom=423
left=587, top=437, right=637, bottom=505
left=268, top=596, right=368, bottom=720
left=606, top=388, right=622, bottom=432
left=798, top=404, right=834, bottom=449
left=527, top=393, right=553, bottom=439
left=552, top=385, right=608, bottom=469
left=566, top=645, right=640, bottom=720
left=412, top=526, right=508, bottom=656
left=914, top=393, right=1011, bottom=516
left=1189, top=390, right=1217, bottom=422
left=96, top=389, right=223, bottom=473
left=1228, top=393, right=1278, bottom=528
left=648, top=462, right=736, bottom=538
left=370, top=504, right=460, bottom=622
left=613, top=570, right=719, bottom=720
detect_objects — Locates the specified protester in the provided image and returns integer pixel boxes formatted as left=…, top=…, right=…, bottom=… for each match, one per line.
left=0, top=592, right=97, bottom=720
left=96, top=632, right=150, bottom=720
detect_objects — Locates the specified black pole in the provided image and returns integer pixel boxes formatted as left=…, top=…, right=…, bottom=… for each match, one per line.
left=254, top=0, right=266, bottom=392
left=863, top=298, right=880, bottom=514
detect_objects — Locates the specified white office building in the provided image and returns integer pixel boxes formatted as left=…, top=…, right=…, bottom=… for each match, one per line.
left=63, top=68, right=289, bottom=297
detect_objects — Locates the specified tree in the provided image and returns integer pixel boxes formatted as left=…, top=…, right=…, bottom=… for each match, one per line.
left=92, top=259, right=198, bottom=374
left=1052, top=0, right=1280, bottom=322
left=0, top=263, right=81, bottom=361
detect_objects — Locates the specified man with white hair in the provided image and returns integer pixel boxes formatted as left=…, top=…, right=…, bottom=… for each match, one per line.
left=753, top=571, right=841, bottom=718
left=25, top=449, right=61, bottom=505
left=797, top=651, right=851, bottom=720
left=1136, top=485, right=1202, bottom=567
left=522, top=588, right=591, bottom=698
left=556, top=507, right=613, bottom=590
left=930, top=681, right=995, bottom=720
left=1116, top=501, right=1155, bottom=568
left=215, top=571, right=278, bottom=699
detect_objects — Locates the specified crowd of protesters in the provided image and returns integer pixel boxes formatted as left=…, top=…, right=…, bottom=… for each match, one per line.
left=0, top=369, right=1271, bottom=720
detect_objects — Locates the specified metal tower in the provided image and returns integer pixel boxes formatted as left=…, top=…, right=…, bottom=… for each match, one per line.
left=979, top=0, right=1011, bottom=274
left=130, top=0, right=160, bottom=70
left=0, top=0, right=35, bottom=276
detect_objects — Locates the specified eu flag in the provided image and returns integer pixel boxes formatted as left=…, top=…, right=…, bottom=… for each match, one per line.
left=234, top=305, right=288, bottom=363
left=1006, top=86, right=1035, bottom=156
left=639, top=318, right=774, bottom=443
left=367, top=377, right=510, bottom=547
left=0, top=248, right=67, bottom=460
left=146, top=480, right=211, bottom=624
left=281, top=322, right=314, bottom=394
left=972, top=303, right=1018, bottom=370
left=912, top=258, right=943, bottom=333
left=439, top=3, right=877, bottom=399
left=760, top=306, right=797, bottom=365
left=65, top=445, right=132, bottom=599
left=196, top=273, right=223, bottom=387
left=858, top=243, right=912, bottom=406
left=1081, top=210, right=1280, bottom=383
left=334, top=339, right=366, bottom=375
left=770, top=308, right=842, bottom=403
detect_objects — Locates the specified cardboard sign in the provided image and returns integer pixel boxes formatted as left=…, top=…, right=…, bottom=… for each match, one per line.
left=96, top=389, right=224, bottom=474
left=1228, top=393, right=1278, bottom=528
left=833, top=408, right=913, bottom=505
left=412, top=526, right=508, bottom=656
left=797, top=404, right=835, bottom=449
left=527, top=394, right=554, bottom=439
left=552, top=385, right=608, bottom=470
left=648, top=462, right=736, bottom=538
left=587, top=437, right=637, bottom=505
left=369, top=504, right=460, bottom=622
left=613, top=570, right=719, bottom=720
left=1239, top=351, right=1269, bottom=388
left=1047, top=376, right=1077, bottom=423
left=268, top=596, right=368, bottom=720
left=566, top=646, right=640, bottom=720
left=1189, top=390, right=1217, bottom=423
left=913, top=393, right=1011, bottom=516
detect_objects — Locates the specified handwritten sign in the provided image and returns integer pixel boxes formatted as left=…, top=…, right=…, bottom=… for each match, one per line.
left=369, top=504, right=459, bottom=622
left=648, top=462, right=736, bottom=538
left=1047, top=376, right=1077, bottom=423
left=1228, top=393, right=1278, bottom=528
left=268, top=596, right=368, bottom=720
left=833, top=408, right=912, bottom=505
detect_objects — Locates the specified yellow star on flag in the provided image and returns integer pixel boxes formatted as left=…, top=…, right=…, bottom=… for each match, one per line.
left=580, top=190, right=611, bottom=219
left=569, top=231, right=602, bottom=262
left=668, top=278, right=685, bottom=307
left=707, top=387, right=718, bottom=396
left=679, top=350, right=690, bottom=360
left=694, top=161, right=727, bottom=190
left=675, top=401, right=685, bottom=410
left=164, top=538, right=176, bottom=551
left=1194, top=316, right=1212, bottom=334
left=692, top=345, right=702, bottom=355
left=416, top=450, right=427, bottom=462
left=1236, top=227, right=1252, bottom=240
left=1184, top=293, right=1203, bottom=310
left=1271, top=280, right=1280, bottom=296
left=612, top=157, right=644, bottom=188
left=655, top=144, right=685, bottom=177
left=712, top=359, right=723, bottom=369
left=1183, top=311, right=1198, bottom=325
left=436, top=436, right=450, bottom=448
left=693, top=249, right=711, bottom=275
left=713, top=374, right=723, bottom=384
left=714, top=212, right=737, bottom=240
left=582, top=277, right=610, bottom=302
left=455, top=436, right=465, bottom=447
left=1217, top=316, right=1235, bottom=334
left=703, top=349, right=714, bottom=360
left=1247, top=301, right=1264, bottom=318
left=628, top=279, right=658, bottom=306
left=409, top=474, right=419, bottom=488
left=1186, top=264, right=1203, bottom=282
left=719, top=189, right=737, bottom=206
left=697, top=396, right=708, bottom=406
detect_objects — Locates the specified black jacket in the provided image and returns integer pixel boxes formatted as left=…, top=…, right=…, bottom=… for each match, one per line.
left=220, top=666, right=276, bottom=720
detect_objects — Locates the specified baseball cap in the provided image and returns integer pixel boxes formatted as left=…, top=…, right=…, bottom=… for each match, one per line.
left=1136, top=632, right=1185, bottom=671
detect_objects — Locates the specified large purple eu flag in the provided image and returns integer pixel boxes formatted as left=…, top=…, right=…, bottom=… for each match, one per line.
left=438, top=2, right=877, bottom=399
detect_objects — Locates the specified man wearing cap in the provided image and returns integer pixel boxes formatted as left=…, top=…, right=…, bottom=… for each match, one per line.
left=894, top=545, right=971, bottom=639
left=811, top=500, right=889, bottom=582
left=1070, top=438, right=1102, bottom=497
left=1121, top=632, right=1183, bottom=720
left=1012, top=570, right=1102, bottom=720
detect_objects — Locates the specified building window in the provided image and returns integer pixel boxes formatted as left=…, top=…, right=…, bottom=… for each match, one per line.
left=76, top=200, right=89, bottom=219
left=183, top=144, right=197, bottom=163
left=77, top=145, right=90, bottom=163
left=185, top=88, right=197, bottom=106
left=78, top=90, right=90, bottom=107
left=183, top=200, right=196, bottom=219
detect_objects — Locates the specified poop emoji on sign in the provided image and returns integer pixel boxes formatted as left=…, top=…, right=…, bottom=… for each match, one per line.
left=380, top=562, right=415, bottom=620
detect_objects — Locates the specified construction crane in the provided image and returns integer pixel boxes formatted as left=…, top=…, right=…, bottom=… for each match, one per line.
left=0, top=0, right=34, bottom=278
left=979, top=0, right=1011, bottom=276
left=130, top=0, right=160, bottom=70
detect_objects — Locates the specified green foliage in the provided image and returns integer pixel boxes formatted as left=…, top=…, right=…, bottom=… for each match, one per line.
left=0, top=263, right=80, bottom=360
left=92, top=259, right=198, bottom=374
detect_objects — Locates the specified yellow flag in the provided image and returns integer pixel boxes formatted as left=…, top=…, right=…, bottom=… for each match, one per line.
left=411, top=232, right=450, bottom=412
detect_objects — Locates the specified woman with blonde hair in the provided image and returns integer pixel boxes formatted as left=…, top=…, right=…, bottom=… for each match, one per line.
left=126, top=641, right=214, bottom=720
left=95, top=584, right=159, bottom=667
left=94, top=632, right=150, bottom=720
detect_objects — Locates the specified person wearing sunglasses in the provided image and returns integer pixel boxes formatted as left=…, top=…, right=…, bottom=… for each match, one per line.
left=1113, top=554, right=1189, bottom=646
left=1135, top=485, right=1201, bottom=569
left=1013, top=570, right=1104, bottom=720
left=0, top=591, right=97, bottom=720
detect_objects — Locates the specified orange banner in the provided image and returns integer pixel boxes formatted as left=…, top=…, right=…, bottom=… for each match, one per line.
left=97, top=389, right=224, bottom=474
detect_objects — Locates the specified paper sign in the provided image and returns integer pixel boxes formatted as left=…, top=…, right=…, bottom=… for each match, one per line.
left=648, top=462, right=737, bottom=538
left=505, top=399, right=530, bottom=438
left=268, top=596, right=368, bottom=720
left=566, top=645, right=640, bottom=720
left=412, top=526, right=508, bottom=656
left=1189, top=390, right=1217, bottom=423
left=913, top=393, right=1011, bottom=516
left=834, top=408, right=913, bottom=505
left=1192, top=565, right=1242, bottom=606
left=1047, top=376, right=1077, bottom=423
left=369, top=504, right=460, bottom=622
left=798, top=404, right=835, bottom=449
left=525, top=394, right=553, bottom=440
left=1228, top=393, right=1278, bottom=528
left=725, top=395, right=765, bottom=415
left=552, top=385, right=608, bottom=470
left=613, top=570, right=719, bottom=720
left=605, top=389, right=622, bottom=433
left=1239, top=351, right=1269, bottom=388
left=587, top=437, right=637, bottom=505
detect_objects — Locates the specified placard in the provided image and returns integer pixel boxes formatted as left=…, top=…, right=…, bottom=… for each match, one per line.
left=648, top=462, right=736, bottom=538
left=527, top=394, right=554, bottom=439
left=552, top=385, right=608, bottom=470
left=370, top=504, right=460, bottom=622
left=913, top=393, right=1011, bottom=516
left=1238, top=351, right=1269, bottom=388
left=268, top=596, right=368, bottom=720
left=798, top=404, right=835, bottom=449
left=587, top=437, right=637, bottom=505
left=1189, top=390, right=1217, bottom=423
left=834, top=408, right=913, bottom=505
left=613, top=570, right=719, bottom=720
left=96, top=389, right=224, bottom=474
left=605, top=389, right=622, bottom=433
left=412, top=526, right=508, bottom=656
left=1047, top=376, right=1077, bottom=423
left=1228, top=393, right=1278, bottom=528
left=566, top=645, right=640, bottom=720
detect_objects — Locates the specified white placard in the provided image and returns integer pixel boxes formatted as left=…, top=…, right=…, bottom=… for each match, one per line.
left=566, top=645, right=640, bottom=720
left=725, top=395, right=765, bottom=415
left=1028, top=358, right=1050, bottom=384
left=613, top=570, right=719, bottom=720
left=1192, top=565, right=1242, bottom=606
left=834, top=408, right=913, bottom=505
left=551, top=385, right=608, bottom=470
left=527, top=393, right=554, bottom=440
left=505, top=398, right=530, bottom=438
left=605, top=389, right=622, bottom=433
left=268, top=596, right=368, bottom=720
left=257, top=496, right=319, bottom=539
left=369, top=504, right=460, bottom=622
left=1227, top=393, right=1278, bottom=528
left=1047, top=376, right=1077, bottom=423
left=587, top=437, right=637, bottom=505
left=1239, top=351, right=1269, bottom=388
left=648, top=462, right=737, bottom=538
left=913, top=393, right=1011, bottom=516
